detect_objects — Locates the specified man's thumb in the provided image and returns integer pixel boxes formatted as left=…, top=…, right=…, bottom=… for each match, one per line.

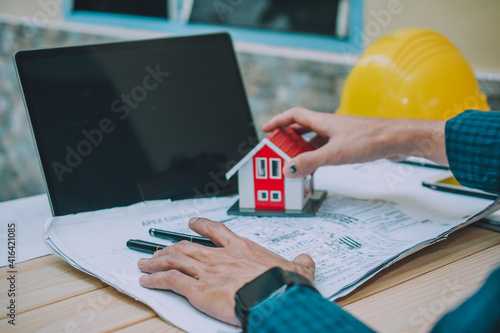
left=293, top=253, right=316, bottom=281
left=283, top=150, right=326, bottom=178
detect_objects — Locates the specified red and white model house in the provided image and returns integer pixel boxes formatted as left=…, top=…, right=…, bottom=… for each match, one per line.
left=226, top=127, right=326, bottom=216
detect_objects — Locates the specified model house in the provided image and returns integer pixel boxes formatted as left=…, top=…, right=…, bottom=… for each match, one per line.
left=226, top=127, right=325, bottom=216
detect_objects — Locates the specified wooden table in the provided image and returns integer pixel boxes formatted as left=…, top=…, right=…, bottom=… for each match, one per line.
left=1, top=226, right=499, bottom=333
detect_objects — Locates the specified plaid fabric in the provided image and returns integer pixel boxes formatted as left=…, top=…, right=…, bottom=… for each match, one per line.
left=445, top=110, right=500, bottom=195
left=247, top=286, right=374, bottom=333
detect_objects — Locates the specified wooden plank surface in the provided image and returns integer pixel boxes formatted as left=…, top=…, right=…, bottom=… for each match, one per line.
left=0, top=254, right=61, bottom=275
left=345, top=244, right=500, bottom=333
left=115, top=317, right=184, bottom=333
left=0, top=227, right=498, bottom=332
left=0, top=286, right=156, bottom=332
left=0, top=255, right=106, bottom=320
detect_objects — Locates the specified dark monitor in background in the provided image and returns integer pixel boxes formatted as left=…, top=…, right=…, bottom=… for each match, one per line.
left=15, top=33, right=257, bottom=216
left=188, top=0, right=343, bottom=38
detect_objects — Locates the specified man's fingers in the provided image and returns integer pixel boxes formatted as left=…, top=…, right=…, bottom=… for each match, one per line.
left=387, top=155, right=407, bottom=162
left=262, top=107, right=330, bottom=134
left=293, top=253, right=316, bottom=281
left=154, top=240, right=211, bottom=262
left=283, top=148, right=329, bottom=178
left=139, top=270, right=197, bottom=297
left=293, top=253, right=315, bottom=269
left=308, top=134, right=329, bottom=149
left=188, top=217, right=238, bottom=247
left=289, top=123, right=312, bottom=135
left=262, top=110, right=296, bottom=132
left=138, top=252, right=206, bottom=278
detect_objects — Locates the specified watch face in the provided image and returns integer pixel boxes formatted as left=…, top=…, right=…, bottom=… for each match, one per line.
left=237, top=267, right=287, bottom=309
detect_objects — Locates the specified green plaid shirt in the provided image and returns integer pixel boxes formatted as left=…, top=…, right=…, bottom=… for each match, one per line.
left=248, top=286, right=374, bottom=333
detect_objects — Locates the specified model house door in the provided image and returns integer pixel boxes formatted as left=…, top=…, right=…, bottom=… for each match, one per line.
left=253, top=146, right=285, bottom=210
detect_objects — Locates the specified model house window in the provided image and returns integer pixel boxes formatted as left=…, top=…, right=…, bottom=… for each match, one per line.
left=257, top=190, right=269, bottom=201
left=271, top=191, right=282, bottom=202
left=270, top=158, right=282, bottom=179
left=256, top=158, right=267, bottom=179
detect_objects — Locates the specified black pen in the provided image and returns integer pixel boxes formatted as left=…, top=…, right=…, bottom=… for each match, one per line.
left=398, top=160, right=449, bottom=170
left=149, top=228, right=217, bottom=247
left=126, top=239, right=166, bottom=254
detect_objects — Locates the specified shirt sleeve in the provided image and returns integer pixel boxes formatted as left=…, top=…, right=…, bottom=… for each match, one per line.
left=445, top=110, right=500, bottom=194
left=247, top=286, right=375, bottom=333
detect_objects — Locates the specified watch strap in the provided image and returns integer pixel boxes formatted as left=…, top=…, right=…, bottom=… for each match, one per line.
left=283, top=270, right=317, bottom=292
left=235, top=267, right=318, bottom=331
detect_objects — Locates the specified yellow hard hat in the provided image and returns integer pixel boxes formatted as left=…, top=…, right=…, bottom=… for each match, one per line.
left=336, top=28, right=490, bottom=120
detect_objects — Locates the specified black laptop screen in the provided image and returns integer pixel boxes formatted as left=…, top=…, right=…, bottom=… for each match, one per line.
left=15, top=33, right=257, bottom=216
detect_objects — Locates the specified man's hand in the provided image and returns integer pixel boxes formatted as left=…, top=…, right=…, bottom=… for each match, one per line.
left=137, top=217, right=315, bottom=326
left=263, top=107, right=448, bottom=178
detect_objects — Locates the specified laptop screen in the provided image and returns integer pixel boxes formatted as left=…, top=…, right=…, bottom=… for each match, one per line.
left=15, top=33, right=257, bottom=216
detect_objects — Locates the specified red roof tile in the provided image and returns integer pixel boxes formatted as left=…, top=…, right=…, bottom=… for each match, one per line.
left=267, top=127, right=313, bottom=158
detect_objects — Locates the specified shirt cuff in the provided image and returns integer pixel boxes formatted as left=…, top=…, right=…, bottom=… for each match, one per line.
left=247, top=285, right=374, bottom=333
left=445, top=110, right=500, bottom=195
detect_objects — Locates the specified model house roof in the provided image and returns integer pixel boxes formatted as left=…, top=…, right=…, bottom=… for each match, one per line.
left=267, top=127, right=313, bottom=158
left=226, top=127, right=314, bottom=180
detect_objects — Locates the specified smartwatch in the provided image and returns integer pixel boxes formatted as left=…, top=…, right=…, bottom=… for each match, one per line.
left=234, top=267, right=318, bottom=331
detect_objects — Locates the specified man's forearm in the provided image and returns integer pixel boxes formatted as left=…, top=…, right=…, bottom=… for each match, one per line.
left=385, top=118, right=448, bottom=165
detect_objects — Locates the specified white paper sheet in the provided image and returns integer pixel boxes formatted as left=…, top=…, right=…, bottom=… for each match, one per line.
left=0, top=194, right=52, bottom=267
left=44, top=161, right=500, bottom=333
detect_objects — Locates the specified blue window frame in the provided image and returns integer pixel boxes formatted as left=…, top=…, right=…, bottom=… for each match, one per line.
left=65, top=0, right=364, bottom=54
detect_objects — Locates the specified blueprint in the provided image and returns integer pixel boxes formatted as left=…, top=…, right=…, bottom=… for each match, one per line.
left=44, top=161, right=500, bottom=333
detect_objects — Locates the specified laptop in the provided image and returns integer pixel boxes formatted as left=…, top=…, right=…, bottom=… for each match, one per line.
left=15, top=33, right=257, bottom=216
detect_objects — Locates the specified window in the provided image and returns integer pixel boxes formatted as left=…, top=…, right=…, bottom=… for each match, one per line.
left=188, top=0, right=344, bottom=38
left=73, top=0, right=168, bottom=18
left=270, top=158, right=281, bottom=179
left=256, top=158, right=267, bottom=179
left=67, top=1, right=364, bottom=54
left=270, top=191, right=282, bottom=202
left=257, top=190, right=268, bottom=201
